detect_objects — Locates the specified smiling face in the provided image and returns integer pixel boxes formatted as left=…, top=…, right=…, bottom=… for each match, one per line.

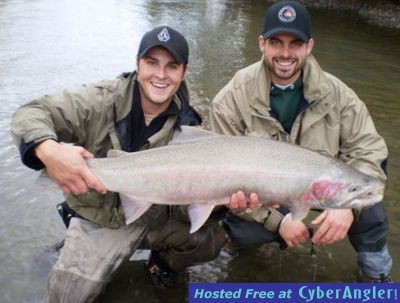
left=259, top=33, right=314, bottom=85
left=136, top=47, right=186, bottom=115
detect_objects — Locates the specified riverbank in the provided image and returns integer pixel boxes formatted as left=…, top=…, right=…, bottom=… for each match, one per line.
left=267, top=0, right=400, bottom=29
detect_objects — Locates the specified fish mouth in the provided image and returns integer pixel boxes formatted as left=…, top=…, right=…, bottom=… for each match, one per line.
left=343, top=192, right=384, bottom=208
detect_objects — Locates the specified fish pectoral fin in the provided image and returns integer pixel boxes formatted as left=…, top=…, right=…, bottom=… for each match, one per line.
left=170, top=126, right=221, bottom=145
left=290, top=203, right=310, bottom=221
left=119, top=194, right=152, bottom=225
left=187, top=203, right=215, bottom=234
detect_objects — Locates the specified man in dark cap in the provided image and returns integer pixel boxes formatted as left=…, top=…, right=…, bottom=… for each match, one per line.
left=210, top=1, right=393, bottom=282
left=11, top=26, right=228, bottom=302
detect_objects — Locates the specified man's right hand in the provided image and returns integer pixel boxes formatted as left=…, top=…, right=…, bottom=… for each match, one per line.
left=226, top=191, right=280, bottom=212
left=227, top=191, right=260, bottom=212
left=278, top=213, right=311, bottom=247
left=35, top=139, right=107, bottom=195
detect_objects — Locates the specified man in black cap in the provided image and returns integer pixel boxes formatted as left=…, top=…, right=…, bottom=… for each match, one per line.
left=210, top=1, right=393, bottom=282
left=11, top=25, right=228, bottom=302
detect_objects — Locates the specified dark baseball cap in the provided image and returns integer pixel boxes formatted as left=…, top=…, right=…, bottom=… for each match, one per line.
left=137, top=26, right=189, bottom=64
left=262, top=1, right=311, bottom=42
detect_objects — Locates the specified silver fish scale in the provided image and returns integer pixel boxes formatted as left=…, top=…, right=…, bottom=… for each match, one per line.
left=86, top=131, right=384, bottom=230
left=87, top=135, right=381, bottom=206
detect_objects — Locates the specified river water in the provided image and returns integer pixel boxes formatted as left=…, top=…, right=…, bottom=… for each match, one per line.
left=0, top=0, right=399, bottom=302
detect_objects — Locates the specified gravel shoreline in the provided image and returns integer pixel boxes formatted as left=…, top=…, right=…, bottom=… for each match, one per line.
left=267, top=0, right=400, bottom=29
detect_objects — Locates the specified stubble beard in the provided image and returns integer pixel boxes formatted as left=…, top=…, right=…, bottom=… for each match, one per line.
left=268, top=56, right=304, bottom=84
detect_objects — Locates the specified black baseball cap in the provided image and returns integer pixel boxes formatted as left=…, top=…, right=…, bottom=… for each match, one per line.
left=262, top=1, right=311, bottom=42
left=137, top=26, right=189, bottom=64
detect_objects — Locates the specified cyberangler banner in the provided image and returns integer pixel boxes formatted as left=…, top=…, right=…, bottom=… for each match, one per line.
left=189, top=283, right=399, bottom=303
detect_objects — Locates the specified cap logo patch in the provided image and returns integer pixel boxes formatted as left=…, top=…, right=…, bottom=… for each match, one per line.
left=278, top=5, right=296, bottom=22
left=157, top=28, right=170, bottom=42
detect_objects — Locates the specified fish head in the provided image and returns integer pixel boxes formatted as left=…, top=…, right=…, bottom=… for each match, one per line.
left=308, top=173, right=385, bottom=210
left=338, top=175, right=385, bottom=208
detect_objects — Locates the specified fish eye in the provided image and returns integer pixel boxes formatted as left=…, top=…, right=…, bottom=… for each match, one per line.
left=349, top=186, right=360, bottom=193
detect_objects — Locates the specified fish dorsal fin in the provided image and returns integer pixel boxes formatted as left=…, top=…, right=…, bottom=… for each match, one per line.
left=119, top=193, right=152, bottom=225
left=187, top=203, right=215, bottom=233
left=169, top=126, right=221, bottom=145
left=107, top=149, right=127, bottom=158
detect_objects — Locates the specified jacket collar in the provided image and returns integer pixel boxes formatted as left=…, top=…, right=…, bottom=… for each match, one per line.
left=302, top=55, right=331, bottom=102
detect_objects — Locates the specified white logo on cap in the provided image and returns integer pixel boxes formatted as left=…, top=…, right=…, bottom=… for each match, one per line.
left=157, top=28, right=170, bottom=42
left=278, top=5, right=296, bottom=22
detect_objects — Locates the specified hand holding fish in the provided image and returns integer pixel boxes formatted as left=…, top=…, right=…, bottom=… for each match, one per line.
left=226, top=192, right=281, bottom=212
left=311, top=209, right=354, bottom=245
left=278, top=213, right=311, bottom=247
left=35, top=139, right=107, bottom=195
left=227, top=191, right=260, bottom=212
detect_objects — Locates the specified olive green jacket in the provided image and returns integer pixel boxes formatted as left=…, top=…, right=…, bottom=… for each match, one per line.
left=210, top=55, right=388, bottom=230
left=11, top=73, right=199, bottom=228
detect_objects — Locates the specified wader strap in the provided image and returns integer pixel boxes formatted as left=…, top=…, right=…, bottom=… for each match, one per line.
left=263, top=208, right=284, bottom=232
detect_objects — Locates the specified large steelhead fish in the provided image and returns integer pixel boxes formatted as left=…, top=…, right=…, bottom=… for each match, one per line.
left=86, top=126, right=385, bottom=233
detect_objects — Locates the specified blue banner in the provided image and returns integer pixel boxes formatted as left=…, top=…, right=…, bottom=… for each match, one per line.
left=189, top=283, right=399, bottom=303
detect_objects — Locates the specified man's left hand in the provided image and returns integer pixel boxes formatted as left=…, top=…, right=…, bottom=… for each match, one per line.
left=311, top=209, right=354, bottom=245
